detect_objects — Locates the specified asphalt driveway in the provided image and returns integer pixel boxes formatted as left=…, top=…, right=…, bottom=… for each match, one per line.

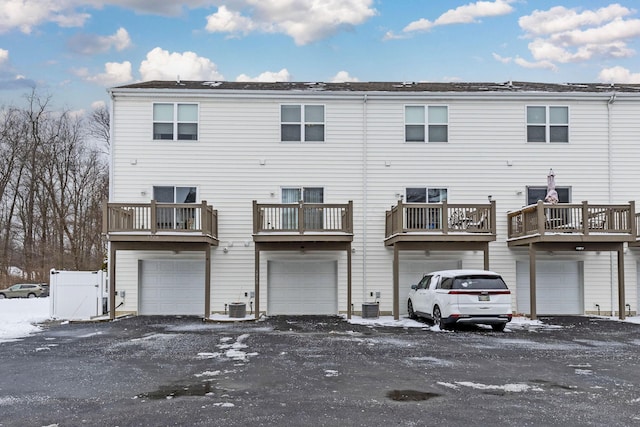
left=1, top=316, right=640, bottom=426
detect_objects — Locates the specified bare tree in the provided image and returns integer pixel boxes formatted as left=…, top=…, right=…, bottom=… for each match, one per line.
left=87, top=104, right=110, bottom=154
left=0, top=91, right=109, bottom=283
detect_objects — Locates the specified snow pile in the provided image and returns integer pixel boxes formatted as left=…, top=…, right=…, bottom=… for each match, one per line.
left=0, top=298, right=51, bottom=343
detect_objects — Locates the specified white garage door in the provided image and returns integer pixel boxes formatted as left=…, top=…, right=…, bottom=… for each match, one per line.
left=268, top=261, right=337, bottom=315
left=399, top=260, right=460, bottom=315
left=516, top=261, right=582, bottom=315
left=139, top=260, right=205, bottom=315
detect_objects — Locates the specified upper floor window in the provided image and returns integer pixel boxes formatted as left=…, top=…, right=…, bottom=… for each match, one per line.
left=405, top=105, right=448, bottom=143
left=526, top=106, right=568, bottom=143
left=281, top=105, right=325, bottom=142
left=153, top=103, right=198, bottom=141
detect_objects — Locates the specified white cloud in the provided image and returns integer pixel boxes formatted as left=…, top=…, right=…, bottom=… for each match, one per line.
left=205, top=5, right=256, bottom=35
left=492, top=52, right=511, bottom=64
left=139, top=47, right=224, bottom=81
left=205, top=0, right=377, bottom=45
left=0, top=0, right=90, bottom=34
left=382, top=30, right=408, bottom=41
left=91, top=100, right=106, bottom=110
left=403, top=0, right=514, bottom=34
left=403, top=18, right=433, bottom=33
left=516, top=4, right=640, bottom=71
left=330, top=71, right=359, bottom=82
left=519, top=4, right=632, bottom=37
left=513, top=57, right=557, bottom=71
left=598, top=66, right=640, bottom=83
left=0, top=49, right=8, bottom=66
left=434, top=0, right=514, bottom=25
left=77, top=61, right=133, bottom=86
left=235, top=69, right=291, bottom=82
left=68, top=27, right=132, bottom=55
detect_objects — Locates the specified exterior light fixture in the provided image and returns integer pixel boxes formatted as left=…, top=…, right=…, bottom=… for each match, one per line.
left=575, top=246, right=585, bottom=251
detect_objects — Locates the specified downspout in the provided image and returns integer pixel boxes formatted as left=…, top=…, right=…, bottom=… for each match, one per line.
left=362, top=94, right=368, bottom=304
left=607, top=92, right=616, bottom=315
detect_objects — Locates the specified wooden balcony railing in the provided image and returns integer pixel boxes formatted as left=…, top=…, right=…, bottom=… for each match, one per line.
left=103, top=200, right=218, bottom=237
left=385, top=201, right=496, bottom=237
left=253, top=200, right=353, bottom=234
left=507, top=200, right=635, bottom=240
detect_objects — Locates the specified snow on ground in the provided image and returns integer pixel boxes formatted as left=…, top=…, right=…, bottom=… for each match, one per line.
left=2, top=297, right=640, bottom=344
left=0, top=298, right=52, bottom=343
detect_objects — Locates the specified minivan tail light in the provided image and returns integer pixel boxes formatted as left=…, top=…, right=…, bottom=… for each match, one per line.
left=447, top=290, right=511, bottom=295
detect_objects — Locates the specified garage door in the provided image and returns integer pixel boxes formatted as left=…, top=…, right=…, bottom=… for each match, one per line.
left=268, top=261, right=337, bottom=315
left=399, top=260, right=460, bottom=315
left=516, top=261, right=582, bottom=315
left=139, top=260, right=205, bottom=315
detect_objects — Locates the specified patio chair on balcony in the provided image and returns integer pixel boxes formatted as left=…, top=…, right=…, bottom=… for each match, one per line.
left=466, top=211, right=488, bottom=231
left=588, top=214, right=607, bottom=230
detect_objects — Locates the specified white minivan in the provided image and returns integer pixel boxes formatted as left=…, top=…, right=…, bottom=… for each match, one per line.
left=407, top=269, right=512, bottom=331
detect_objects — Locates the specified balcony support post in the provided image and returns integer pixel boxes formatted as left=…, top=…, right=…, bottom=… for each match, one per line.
left=109, top=242, right=117, bottom=320
left=529, top=243, right=537, bottom=320
left=204, top=243, right=211, bottom=319
left=483, top=244, right=490, bottom=270
left=393, top=243, right=400, bottom=320
left=347, top=242, right=352, bottom=320
left=617, top=243, right=625, bottom=320
left=254, top=245, right=260, bottom=320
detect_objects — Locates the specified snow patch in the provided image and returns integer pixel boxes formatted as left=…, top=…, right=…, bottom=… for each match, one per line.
left=0, top=298, right=51, bottom=343
left=455, top=381, right=543, bottom=393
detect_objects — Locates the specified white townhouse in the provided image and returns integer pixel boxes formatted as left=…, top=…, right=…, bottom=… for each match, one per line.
left=105, top=80, right=640, bottom=321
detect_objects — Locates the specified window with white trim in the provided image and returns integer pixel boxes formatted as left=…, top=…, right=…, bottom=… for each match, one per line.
left=281, top=187, right=324, bottom=230
left=526, top=106, right=568, bottom=143
left=281, top=105, right=325, bottom=142
left=153, top=103, right=198, bottom=141
left=405, top=187, right=447, bottom=229
left=405, top=105, right=448, bottom=142
left=152, top=186, right=197, bottom=229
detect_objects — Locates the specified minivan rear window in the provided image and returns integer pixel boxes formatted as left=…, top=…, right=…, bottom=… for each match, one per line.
left=452, top=275, right=508, bottom=290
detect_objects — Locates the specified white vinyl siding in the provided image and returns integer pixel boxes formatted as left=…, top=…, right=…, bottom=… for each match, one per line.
left=110, top=88, right=640, bottom=317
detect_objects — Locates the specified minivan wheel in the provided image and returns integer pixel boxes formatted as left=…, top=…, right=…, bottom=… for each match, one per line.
left=433, top=306, right=443, bottom=329
left=492, top=323, right=506, bottom=332
left=408, top=300, right=417, bottom=319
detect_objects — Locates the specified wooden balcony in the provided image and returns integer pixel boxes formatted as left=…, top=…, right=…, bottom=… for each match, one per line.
left=630, top=213, right=640, bottom=247
left=252, top=200, right=353, bottom=243
left=507, top=200, right=636, bottom=247
left=103, top=200, right=219, bottom=245
left=384, top=200, right=497, bottom=246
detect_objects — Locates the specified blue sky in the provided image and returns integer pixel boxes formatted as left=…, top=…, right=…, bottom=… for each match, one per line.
left=1, top=0, right=640, bottom=113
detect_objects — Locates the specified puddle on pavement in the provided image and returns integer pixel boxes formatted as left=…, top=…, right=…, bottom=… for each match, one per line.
left=387, top=389, right=440, bottom=401
left=137, top=382, right=216, bottom=400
